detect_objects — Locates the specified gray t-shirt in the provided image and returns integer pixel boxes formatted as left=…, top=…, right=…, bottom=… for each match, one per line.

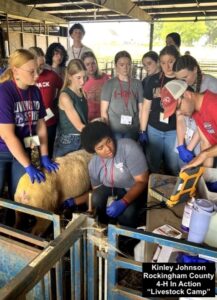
left=101, top=77, right=144, bottom=134
left=200, top=74, right=217, bottom=93
left=88, top=138, right=148, bottom=190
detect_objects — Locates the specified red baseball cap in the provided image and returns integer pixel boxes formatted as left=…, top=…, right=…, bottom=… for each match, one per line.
left=161, top=80, right=188, bottom=119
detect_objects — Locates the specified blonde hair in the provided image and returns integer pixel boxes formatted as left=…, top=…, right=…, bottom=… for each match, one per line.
left=62, top=58, right=86, bottom=90
left=0, top=49, right=35, bottom=83
left=29, top=46, right=45, bottom=58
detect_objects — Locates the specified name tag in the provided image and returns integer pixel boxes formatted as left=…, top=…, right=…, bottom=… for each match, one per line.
left=24, top=135, right=40, bottom=148
left=44, top=108, right=54, bottom=121
left=185, top=128, right=194, bottom=141
left=120, top=115, right=132, bottom=125
left=160, top=112, right=169, bottom=124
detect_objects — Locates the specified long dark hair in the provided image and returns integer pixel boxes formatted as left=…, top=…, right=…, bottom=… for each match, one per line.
left=45, top=42, right=68, bottom=67
left=173, top=55, right=202, bottom=92
left=142, top=51, right=159, bottom=63
left=166, top=32, right=181, bottom=48
left=159, top=45, right=180, bottom=60
left=159, top=45, right=180, bottom=78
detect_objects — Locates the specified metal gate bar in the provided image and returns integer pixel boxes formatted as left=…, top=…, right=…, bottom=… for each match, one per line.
left=0, top=197, right=62, bottom=299
left=86, top=227, right=98, bottom=300
left=0, top=198, right=61, bottom=238
left=0, top=215, right=86, bottom=299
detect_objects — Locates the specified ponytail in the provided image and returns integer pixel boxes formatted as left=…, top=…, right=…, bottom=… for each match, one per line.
left=0, top=68, right=13, bottom=83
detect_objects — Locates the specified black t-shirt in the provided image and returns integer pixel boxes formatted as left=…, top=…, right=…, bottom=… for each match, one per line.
left=143, top=72, right=176, bottom=131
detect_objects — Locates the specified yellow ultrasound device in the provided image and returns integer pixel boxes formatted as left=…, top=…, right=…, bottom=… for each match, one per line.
left=150, top=166, right=205, bottom=208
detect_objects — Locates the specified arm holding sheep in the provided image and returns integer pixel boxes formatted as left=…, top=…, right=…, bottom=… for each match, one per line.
left=36, top=118, right=49, bottom=156
left=37, top=118, right=59, bottom=173
left=0, top=123, right=45, bottom=183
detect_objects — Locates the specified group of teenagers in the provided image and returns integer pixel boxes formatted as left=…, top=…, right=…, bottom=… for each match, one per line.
left=0, top=25, right=217, bottom=229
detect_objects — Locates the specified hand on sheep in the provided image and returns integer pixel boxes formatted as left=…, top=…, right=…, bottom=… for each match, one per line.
left=62, top=198, right=76, bottom=220
left=106, top=199, right=128, bottom=218
left=63, top=197, right=75, bottom=209
left=40, top=155, right=59, bottom=173
left=25, top=164, right=46, bottom=184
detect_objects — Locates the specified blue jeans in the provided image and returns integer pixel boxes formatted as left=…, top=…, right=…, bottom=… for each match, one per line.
left=0, top=152, right=26, bottom=199
left=92, top=185, right=145, bottom=228
left=53, top=133, right=81, bottom=158
left=146, top=125, right=179, bottom=176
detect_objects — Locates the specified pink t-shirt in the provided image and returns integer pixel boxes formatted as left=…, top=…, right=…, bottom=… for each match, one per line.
left=193, top=91, right=217, bottom=145
left=83, top=73, right=109, bottom=121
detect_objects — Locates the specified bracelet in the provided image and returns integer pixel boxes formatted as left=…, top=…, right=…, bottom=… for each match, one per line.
left=122, top=197, right=129, bottom=206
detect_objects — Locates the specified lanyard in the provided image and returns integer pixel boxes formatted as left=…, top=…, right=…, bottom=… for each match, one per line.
left=72, top=46, right=83, bottom=59
left=118, top=77, right=131, bottom=110
left=13, top=80, right=33, bottom=136
left=101, top=157, right=114, bottom=195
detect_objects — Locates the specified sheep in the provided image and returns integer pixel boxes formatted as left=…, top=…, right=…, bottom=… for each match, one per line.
left=14, top=149, right=93, bottom=235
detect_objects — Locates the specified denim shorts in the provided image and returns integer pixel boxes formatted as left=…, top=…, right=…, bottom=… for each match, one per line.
left=53, top=133, right=81, bottom=158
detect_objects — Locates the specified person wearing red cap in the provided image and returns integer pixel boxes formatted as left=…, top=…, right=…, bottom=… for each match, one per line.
left=173, top=55, right=217, bottom=166
left=162, top=79, right=217, bottom=170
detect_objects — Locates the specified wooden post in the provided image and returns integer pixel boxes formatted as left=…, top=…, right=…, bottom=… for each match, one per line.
left=21, top=20, right=24, bottom=48
left=149, top=22, right=154, bottom=51
left=6, top=14, right=10, bottom=55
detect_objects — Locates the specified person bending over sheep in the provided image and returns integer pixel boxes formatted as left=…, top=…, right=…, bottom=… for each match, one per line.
left=80, top=121, right=149, bottom=228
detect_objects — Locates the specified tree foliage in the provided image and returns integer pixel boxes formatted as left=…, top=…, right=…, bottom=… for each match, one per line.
left=153, top=21, right=207, bottom=46
left=205, top=21, right=217, bottom=45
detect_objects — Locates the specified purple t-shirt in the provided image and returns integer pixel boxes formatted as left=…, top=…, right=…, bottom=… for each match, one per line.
left=0, top=80, right=46, bottom=152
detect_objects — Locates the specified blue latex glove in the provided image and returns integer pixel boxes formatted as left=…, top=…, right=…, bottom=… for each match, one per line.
left=206, top=181, right=217, bottom=193
left=25, top=164, right=46, bottom=184
left=63, top=197, right=75, bottom=209
left=139, top=131, right=148, bottom=144
left=176, top=145, right=195, bottom=163
left=176, top=253, right=211, bottom=263
left=40, top=155, right=59, bottom=173
left=106, top=199, right=128, bottom=218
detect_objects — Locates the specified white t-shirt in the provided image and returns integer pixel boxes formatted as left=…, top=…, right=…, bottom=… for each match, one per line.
left=67, top=45, right=93, bottom=62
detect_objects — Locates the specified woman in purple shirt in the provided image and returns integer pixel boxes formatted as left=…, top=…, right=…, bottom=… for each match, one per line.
left=0, top=49, right=58, bottom=211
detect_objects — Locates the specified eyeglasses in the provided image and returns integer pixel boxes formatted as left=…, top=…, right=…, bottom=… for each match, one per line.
left=19, top=68, right=38, bottom=76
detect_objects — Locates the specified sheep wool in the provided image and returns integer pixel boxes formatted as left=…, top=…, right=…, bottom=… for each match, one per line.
left=14, top=149, right=93, bottom=212
left=15, top=171, right=59, bottom=212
